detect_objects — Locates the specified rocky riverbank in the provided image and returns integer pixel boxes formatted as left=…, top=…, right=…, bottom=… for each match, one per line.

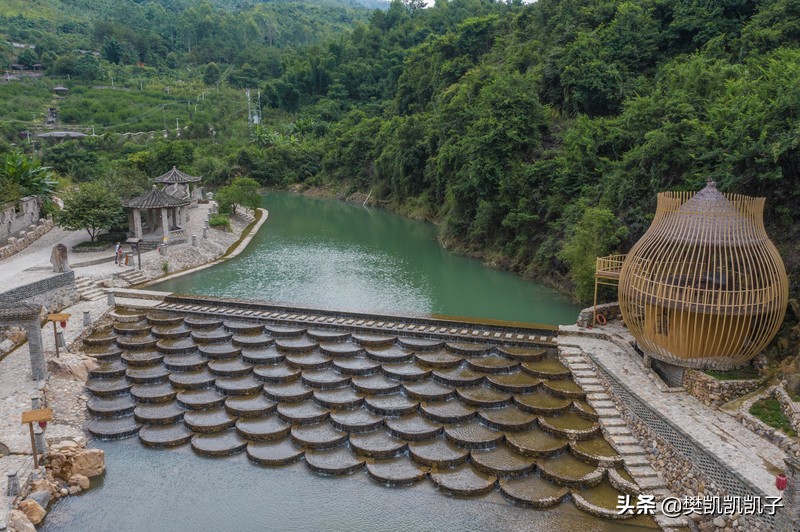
left=7, top=439, right=105, bottom=531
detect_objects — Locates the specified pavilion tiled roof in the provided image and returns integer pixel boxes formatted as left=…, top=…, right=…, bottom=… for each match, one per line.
left=154, top=166, right=201, bottom=184
left=124, top=186, right=190, bottom=209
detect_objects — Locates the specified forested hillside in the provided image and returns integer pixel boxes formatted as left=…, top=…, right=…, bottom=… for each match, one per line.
left=2, top=0, right=800, bottom=348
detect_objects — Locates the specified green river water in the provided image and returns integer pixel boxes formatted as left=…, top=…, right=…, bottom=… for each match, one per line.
left=42, top=193, right=656, bottom=531
left=154, top=192, right=579, bottom=325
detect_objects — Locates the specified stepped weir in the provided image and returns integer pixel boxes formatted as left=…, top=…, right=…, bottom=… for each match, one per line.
left=79, top=291, right=656, bottom=524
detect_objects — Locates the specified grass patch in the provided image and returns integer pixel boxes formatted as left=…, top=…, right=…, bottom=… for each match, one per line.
left=704, top=366, right=761, bottom=381
left=209, top=213, right=231, bottom=231
left=750, top=398, right=796, bottom=436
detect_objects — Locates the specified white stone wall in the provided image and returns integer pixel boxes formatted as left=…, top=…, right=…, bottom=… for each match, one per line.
left=0, top=197, right=42, bottom=246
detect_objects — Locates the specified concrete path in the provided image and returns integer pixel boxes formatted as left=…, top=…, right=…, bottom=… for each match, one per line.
left=0, top=228, right=88, bottom=284
left=559, top=325, right=785, bottom=500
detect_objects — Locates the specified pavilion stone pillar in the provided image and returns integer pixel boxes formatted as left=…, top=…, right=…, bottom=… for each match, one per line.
left=161, top=208, right=170, bottom=242
left=25, top=321, right=46, bottom=381
left=133, top=209, right=143, bottom=239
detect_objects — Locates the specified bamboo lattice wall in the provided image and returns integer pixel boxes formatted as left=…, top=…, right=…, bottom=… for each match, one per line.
left=618, top=181, right=788, bottom=370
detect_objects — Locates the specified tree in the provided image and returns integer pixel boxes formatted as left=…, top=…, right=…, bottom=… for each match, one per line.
left=204, top=62, right=220, bottom=85
left=102, top=36, right=125, bottom=64
left=16, top=48, right=38, bottom=68
left=558, top=206, right=628, bottom=303
left=215, top=177, right=261, bottom=214
left=58, top=183, right=126, bottom=242
left=73, top=55, right=104, bottom=80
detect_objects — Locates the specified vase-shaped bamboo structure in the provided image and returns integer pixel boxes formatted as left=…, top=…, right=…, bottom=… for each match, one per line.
left=618, top=181, right=788, bottom=370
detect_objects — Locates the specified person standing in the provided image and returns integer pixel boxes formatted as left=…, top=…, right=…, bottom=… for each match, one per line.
left=114, top=241, right=121, bottom=264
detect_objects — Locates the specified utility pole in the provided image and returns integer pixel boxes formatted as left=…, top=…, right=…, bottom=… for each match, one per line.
left=246, top=88, right=252, bottom=128
left=256, top=89, right=262, bottom=125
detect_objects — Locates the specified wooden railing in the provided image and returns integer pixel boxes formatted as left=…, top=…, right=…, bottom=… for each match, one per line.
left=595, top=254, right=627, bottom=278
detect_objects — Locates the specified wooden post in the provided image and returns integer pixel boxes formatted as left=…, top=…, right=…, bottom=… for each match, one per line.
left=52, top=320, right=59, bottom=358
left=28, top=422, right=38, bottom=468
left=592, top=276, right=599, bottom=329
left=47, top=313, right=70, bottom=358
left=21, top=409, right=53, bottom=470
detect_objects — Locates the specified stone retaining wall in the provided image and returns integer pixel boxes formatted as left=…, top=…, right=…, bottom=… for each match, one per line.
left=576, top=302, right=621, bottom=328
left=232, top=204, right=256, bottom=223
left=0, top=272, right=79, bottom=365
left=0, top=217, right=53, bottom=260
left=683, top=369, right=766, bottom=408
left=775, top=385, right=800, bottom=435
left=736, top=387, right=800, bottom=458
left=0, top=271, right=78, bottom=314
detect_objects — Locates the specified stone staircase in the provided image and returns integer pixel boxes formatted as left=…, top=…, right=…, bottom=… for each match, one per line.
left=74, top=276, right=105, bottom=301
left=120, top=270, right=148, bottom=287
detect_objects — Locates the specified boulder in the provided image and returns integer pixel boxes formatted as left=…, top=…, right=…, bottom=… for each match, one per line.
left=50, top=243, right=71, bottom=273
left=7, top=510, right=36, bottom=532
left=52, top=440, right=79, bottom=451
left=69, top=474, right=90, bottom=490
left=46, top=358, right=97, bottom=382
left=27, top=489, right=52, bottom=509
left=70, top=448, right=105, bottom=477
left=6, top=328, right=27, bottom=345
left=18, top=499, right=46, bottom=525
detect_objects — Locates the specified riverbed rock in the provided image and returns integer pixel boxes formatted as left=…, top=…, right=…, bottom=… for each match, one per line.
left=18, top=499, right=46, bottom=525
left=47, top=357, right=98, bottom=382
left=27, top=489, right=51, bottom=509
left=70, top=448, right=105, bottom=477
left=69, top=474, right=90, bottom=490
left=49, top=448, right=105, bottom=479
left=712, top=516, right=726, bottom=528
left=8, top=510, right=36, bottom=532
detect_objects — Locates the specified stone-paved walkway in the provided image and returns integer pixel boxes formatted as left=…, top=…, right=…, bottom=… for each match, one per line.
left=558, top=324, right=786, bottom=501
left=0, top=298, right=109, bottom=451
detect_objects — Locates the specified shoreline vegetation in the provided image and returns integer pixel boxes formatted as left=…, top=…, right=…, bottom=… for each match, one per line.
left=0, top=0, right=797, bottom=368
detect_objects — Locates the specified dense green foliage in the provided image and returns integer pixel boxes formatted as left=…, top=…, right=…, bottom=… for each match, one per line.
left=58, top=182, right=126, bottom=241
left=2, top=0, right=800, bottom=319
left=0, top=151, right=55, bottom=203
